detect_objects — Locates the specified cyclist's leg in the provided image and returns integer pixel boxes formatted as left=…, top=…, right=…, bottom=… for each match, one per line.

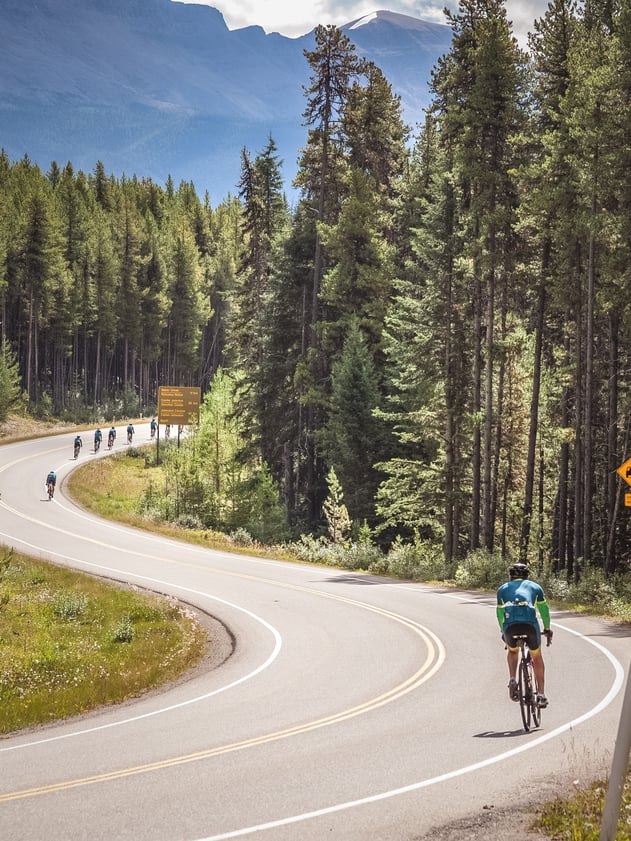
left=503, top=625, right=523, bottom=681
left=502, top=626, right=521, bottom=700
left=523, top=623, right=545, bottom=694
left=506, top=645, right=519, bottom=681
left=530, top=649, right=545, bottom=694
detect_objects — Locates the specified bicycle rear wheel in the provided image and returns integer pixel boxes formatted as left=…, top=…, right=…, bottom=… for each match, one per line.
left=528, top=657, right=541, bottom=728
left=518, top=658, right=532, bottom=731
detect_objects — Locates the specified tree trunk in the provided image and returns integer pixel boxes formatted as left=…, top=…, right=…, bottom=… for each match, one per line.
left=605, top=310, right=619, bottom=574
left=520, top=279, right=546, bottom=563
left=471, top=246, right=482, bottom=550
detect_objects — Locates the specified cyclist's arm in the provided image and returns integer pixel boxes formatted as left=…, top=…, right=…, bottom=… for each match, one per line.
left=536, top=598, right=551, bottom=630
left=496, top=602, right=506, bottom=630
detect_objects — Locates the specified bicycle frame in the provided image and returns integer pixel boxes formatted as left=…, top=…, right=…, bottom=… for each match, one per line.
left=514, top=634, right=541, bottom=732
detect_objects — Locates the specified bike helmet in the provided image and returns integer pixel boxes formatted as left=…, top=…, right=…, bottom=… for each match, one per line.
left=509, top=562, right=529, bottom=580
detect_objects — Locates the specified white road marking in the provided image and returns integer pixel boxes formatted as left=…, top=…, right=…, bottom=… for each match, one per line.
left=192, top=620, right=624, bottom=839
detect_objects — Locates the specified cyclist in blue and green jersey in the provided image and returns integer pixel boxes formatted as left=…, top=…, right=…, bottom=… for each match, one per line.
left=496, top=563, right=553, bottom=708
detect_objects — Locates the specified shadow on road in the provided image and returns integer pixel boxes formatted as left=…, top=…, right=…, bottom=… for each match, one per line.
left=320, top=574, right=384, bottom=586
left=474, top=729, right=536, bottom=739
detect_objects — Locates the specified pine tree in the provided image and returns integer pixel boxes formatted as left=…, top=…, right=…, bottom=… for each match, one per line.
left=321, top=320, right=384, bottom=526
left=322, top=466, right=351, bottom=544
left=0, top=339, right=21, bottom=421
left=295, top=24, right=363, bottom=524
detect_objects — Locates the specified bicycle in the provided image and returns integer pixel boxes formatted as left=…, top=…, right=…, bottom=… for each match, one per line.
left=513, top=631, right=551, bottom=732
left=46, top=481, right=55, bottom=500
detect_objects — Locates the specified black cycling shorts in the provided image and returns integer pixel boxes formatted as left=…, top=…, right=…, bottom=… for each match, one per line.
left=503, top=621, right=541, bottom=652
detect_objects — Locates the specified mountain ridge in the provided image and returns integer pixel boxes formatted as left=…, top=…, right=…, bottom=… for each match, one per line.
left=0, top=1, right=452, bottom=200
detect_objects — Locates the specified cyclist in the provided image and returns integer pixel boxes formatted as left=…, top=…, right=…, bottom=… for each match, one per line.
left=94, top=427, right=103, bottom=452
left=496, top=562, right=552, bottom=708
left=108, top=426, right=116, bottom=449
left=150, top=417, right=157, bottom=439
left=126, top=422, right=134, bottom=444
left=73, top=434, right=82, bottom=459
left=46, top=470, right=56, bottom=498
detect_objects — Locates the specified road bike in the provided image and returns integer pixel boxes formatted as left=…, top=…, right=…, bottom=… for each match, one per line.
left=513, top=635, right=540, bottom=731
left=73, top=442, right=81, bottom=459
left=514, top=634, right=542, bottom=732
left=46, top=481, right=55, bottom=500
left=108, top=433, right=115, bottom=449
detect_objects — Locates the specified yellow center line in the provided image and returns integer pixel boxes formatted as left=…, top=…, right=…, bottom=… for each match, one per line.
left=0, top=448, right=446, bottom=803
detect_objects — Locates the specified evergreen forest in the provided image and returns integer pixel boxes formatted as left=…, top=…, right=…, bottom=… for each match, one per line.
left=3, top=0, right=631, bottom=586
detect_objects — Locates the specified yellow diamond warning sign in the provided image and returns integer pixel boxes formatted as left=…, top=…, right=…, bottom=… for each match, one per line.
left=616, top=457, right=631, bottom=488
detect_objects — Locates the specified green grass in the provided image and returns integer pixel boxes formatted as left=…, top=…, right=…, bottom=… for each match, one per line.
left=0, top=548, right=207, bottom=735
left=67, top=449, right=297, bottom=560
left=535, top=778, right=631, bottom=840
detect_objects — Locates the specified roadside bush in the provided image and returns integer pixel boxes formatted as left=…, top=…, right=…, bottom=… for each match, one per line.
left=455, top=549, right=507, bottom=589
left=228, top=528, right=255, bottom=547
left=377, top=537, right=451, bottom=582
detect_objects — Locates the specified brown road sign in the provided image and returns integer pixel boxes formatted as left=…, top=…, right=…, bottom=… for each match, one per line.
left=158, top=386, right=201, bottom=426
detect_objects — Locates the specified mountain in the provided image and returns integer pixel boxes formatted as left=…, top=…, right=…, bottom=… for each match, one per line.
left=0, top=0, right=452, bottom=202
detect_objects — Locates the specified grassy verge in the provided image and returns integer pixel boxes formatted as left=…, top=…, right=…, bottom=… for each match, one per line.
left=0, top=547, right=207, bottom=735
left=535, top=779, right=631, bottom=840
left=67, top=447, right=296, bottom=560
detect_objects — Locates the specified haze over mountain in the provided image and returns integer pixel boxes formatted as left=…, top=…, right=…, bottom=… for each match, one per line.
left=1, top=0, right=452, bottom=202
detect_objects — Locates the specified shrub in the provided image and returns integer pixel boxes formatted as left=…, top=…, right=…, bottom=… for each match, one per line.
left=111, top=617, right=134, bottom=643
left=380, top=538, right=451, bottom=582
left=228, top=528, right=255, bottom=547
left=455, top=549, right=507, bottom=589
left=52, top=592, right=89, bottom=620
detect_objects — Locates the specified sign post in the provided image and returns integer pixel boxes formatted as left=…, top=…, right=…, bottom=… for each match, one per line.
left=157, top=386, right=201, bottom=458
left=599, top=458, right=631, bottom=839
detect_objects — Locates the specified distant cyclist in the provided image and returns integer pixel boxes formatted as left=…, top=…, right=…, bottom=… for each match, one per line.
left=94, top=428, right=103, bottom=452
left=496, top=563, right=553, bottom=708
left=126, top=422, right=134, bottom=444
left=46, top=470, right=56, bottom=499
left=73, top=434, right=82, bottom=459
left=108, top=426, right=116, bottom=449
left=150, top=417, right=157, bottom=439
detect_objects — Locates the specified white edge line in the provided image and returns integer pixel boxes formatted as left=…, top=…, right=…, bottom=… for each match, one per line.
left=192, top=620, right=625, bottom=841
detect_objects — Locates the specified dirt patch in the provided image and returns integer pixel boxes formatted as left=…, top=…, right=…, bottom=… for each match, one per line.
left=416, top=804, right=547, bottom=841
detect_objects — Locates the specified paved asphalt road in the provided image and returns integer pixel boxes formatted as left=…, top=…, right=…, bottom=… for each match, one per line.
left=0, top=426, right=629, bottom=841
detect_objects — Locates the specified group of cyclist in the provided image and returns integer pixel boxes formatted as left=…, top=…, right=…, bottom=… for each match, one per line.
left=47, top=419, right=161, bottom=495
left=65, top=420, right=160, bottom=461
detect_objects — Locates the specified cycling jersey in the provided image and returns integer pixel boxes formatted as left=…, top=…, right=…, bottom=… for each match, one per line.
left=496, top=578, right=550, bottom=634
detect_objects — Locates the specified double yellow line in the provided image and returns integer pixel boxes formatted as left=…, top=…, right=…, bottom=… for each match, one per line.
left=0, top=585, right=444, bottom=802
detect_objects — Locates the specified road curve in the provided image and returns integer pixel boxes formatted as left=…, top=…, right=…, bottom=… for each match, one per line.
left=0, top=426, right=628, bottom=841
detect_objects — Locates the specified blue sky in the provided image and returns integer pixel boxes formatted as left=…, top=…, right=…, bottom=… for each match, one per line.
left=174, top=1, right=551, bottom=45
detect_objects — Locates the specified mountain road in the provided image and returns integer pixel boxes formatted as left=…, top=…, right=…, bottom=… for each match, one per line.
left=0, top=427, right=628, bottom=840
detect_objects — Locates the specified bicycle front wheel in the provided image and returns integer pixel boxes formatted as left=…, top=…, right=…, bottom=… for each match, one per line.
left=518, top=658, right=532, bottom=731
